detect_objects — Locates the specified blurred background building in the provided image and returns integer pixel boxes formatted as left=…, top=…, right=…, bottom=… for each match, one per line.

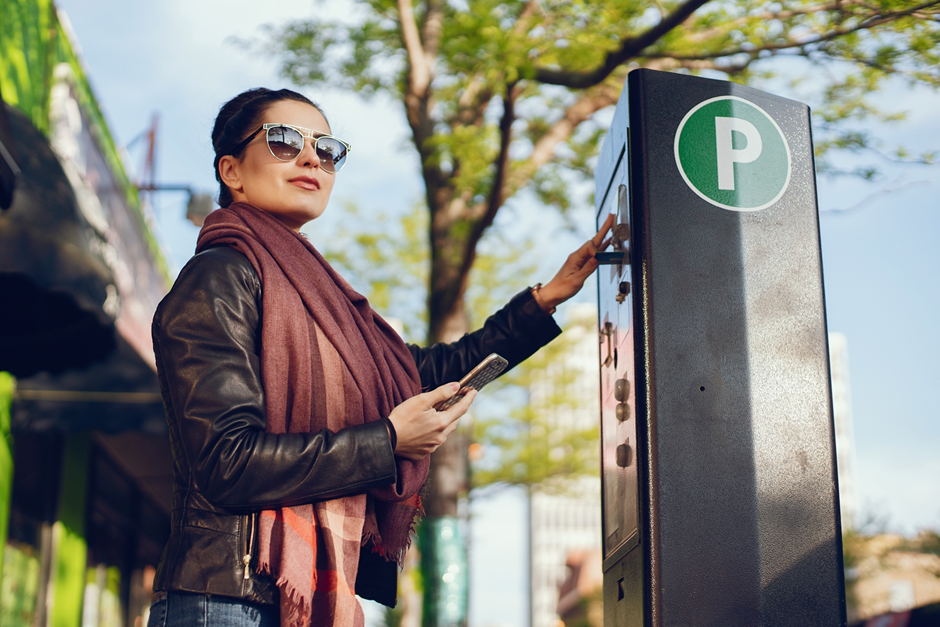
left=1, top=2, right=181, bottom=625
left=830, top=332, right=858, bottom=533
left=527, top=304, right=602, bottom=627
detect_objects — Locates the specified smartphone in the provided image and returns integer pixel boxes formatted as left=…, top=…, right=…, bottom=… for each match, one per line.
left=433, top=353, right=509, bottom=411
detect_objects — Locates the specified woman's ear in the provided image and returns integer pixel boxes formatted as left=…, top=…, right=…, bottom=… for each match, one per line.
left=218, top=155, right=244, bottom=196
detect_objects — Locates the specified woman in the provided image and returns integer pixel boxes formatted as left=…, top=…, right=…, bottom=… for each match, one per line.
left=147, top=87, right=612, bottom=627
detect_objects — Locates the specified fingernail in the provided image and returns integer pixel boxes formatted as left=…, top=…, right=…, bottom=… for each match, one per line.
left=450, top=382, right=460, bottom=392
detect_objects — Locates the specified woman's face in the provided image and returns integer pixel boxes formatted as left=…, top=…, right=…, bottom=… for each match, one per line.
left=220, top=99, right=336, bottom=231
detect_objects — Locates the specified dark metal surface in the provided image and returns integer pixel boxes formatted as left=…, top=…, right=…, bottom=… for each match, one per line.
left=597, top=69, right=845, bottom=626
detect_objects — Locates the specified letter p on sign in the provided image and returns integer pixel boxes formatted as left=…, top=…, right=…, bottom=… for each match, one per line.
left=675, top=96, right=791, bottom=212
left=715, top=117, right=762, bottom=191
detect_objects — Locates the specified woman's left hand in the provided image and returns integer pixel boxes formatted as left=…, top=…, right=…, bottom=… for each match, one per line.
left=533, top=213, right=615, bottom=313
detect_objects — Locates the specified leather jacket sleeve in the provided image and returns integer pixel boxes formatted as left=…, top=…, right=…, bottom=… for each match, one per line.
left=408, top=289, right=562, bottom=389
left=153, top=246, right=398, bottom=512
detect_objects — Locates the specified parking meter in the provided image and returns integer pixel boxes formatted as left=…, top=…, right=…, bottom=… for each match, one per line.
left=595, top=69, right=846, bottom=627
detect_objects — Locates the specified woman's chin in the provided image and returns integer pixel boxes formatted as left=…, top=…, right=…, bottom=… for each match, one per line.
left=284, top=193, right=328, bottom=222
left=248, top=198, right=319, bottom=225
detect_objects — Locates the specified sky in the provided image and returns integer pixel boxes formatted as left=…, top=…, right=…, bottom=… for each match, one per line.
left=51, top=1, right=940, bottom=625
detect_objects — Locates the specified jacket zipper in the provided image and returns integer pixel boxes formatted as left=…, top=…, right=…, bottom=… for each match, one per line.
left=243, top=512, right=255, bottom=580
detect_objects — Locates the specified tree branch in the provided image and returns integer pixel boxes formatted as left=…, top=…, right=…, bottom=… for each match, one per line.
left=421, top=0, right=445, bottom=60
left=534, top=0, right=713, bottom=88
left=684, top=2, right=843, bottom=43
left=517, top=0, right=543, bottom=30
left=644, top=0, right=940, bottom=62
left=639, top=57, right=754, bottom=75
left=398, top=0, right=432, bottom=95
left=478, top=85, right=519, bottom=229
left=456, top=80, right=494, bottom=126
left=452, top=0, right=539, bottom=126
left=398, top=0, right=447, bottom=217
left=447, top=82, right=619, bottom=294
left=505, top=83, right=620, bottom=196
left=453, top=83, right=521, bottom=287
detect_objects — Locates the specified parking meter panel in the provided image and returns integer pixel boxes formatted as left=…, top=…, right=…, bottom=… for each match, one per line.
left=596, top=150, right=638, bottom=562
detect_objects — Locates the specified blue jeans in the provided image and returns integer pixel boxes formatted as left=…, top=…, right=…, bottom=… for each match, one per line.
left=147, top=591, right=279, bottom=627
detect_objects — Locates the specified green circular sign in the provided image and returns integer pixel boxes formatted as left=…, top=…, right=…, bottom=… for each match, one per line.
left=674, top=96, right=791, bottom=212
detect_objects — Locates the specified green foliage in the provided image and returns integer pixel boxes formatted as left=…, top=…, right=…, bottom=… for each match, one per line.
left=255, top=2, right=617, bottom=212
left=0, top=372, right=13, bottom=570
left=252, top=4, right=404, bottom=98
left=0, top=542, right=41, bottom=626
left=463, top=227, right=539, bottom=330
left=257, top=0, right=940, bottom=205
left=563, top=585, right=604, bottom=627
left=842, top=515, right=940, bottom=568
left=0, top=0, right=55, bottom=129
left=313, top=201, right=429, bottom=343
left=842, top=528, right=865, bottom=571
left=470, top=312, right=600, bottom=494
left=0, top=0, right=171, bottom=283
left=316, top=204, right=600, bottom=494
left=382, top=600, right=404, bottom=627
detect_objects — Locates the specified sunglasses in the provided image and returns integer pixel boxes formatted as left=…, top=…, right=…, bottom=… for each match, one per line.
left=231, top=123, right=352, bottom=173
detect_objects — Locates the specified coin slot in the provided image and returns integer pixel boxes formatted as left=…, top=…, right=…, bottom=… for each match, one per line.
left=601, top=321, right=614, bottom=367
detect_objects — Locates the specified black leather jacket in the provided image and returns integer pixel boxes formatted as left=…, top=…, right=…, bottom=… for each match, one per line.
left=151, top=246, right=561, bottom=607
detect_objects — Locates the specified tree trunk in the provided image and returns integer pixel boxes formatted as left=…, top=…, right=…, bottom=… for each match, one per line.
left=421, top=198, right=475, bottom=626
left=423, top=297, right=469, bottom=520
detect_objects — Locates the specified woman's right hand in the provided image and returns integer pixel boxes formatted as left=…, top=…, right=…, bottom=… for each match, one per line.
left=388, top=383, right=477, bottom=461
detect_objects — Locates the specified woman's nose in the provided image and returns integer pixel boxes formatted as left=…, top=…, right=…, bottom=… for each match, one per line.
left=298, top=138, right=320, bottom=168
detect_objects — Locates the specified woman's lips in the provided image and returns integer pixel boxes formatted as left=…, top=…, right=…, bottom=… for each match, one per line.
left=288, top=176, right=320, bottom=191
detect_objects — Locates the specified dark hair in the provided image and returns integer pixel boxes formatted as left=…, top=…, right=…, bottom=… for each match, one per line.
left=212, top=88, right=328, bottom=208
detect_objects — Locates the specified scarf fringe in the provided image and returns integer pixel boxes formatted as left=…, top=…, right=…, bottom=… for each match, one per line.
left=257, top=554, right=313, bottom=627
left=278, top=575, right=314, bottom=627
left=361, top=495, right=425, bottom=566
left=398, top=498, right=424, bottom=563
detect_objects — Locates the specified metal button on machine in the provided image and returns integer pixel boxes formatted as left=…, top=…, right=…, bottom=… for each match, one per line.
left=614, top=378, right=630, bottom=402
left=615, top=403, right=631, bottom=423
left=616, top=441, right=633, bottom=468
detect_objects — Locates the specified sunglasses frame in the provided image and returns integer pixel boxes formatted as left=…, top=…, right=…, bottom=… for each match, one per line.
left=232, top=123, right=352, bottom=173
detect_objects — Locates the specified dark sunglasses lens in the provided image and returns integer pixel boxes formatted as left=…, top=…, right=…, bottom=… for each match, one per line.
left=266, top=126, right=304, bottom=161
left=316, top=137, right=348, bottom=173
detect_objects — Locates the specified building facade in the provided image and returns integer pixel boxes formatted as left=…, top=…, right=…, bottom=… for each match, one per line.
left=527, top=304, right=602, bottom=627
left=829, top=332, right=858, bottom=532
left=1, top=2, right=174, bottom=625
